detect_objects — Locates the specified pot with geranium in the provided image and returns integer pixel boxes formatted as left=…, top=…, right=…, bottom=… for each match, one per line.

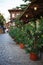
left=25, top=18, right=43, bottom=61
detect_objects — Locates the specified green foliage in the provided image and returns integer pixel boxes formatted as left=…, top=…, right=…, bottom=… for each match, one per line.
left=9, top=26, right=22, bottom=43
left=23, top=0, right=36, bottom=2
left=9, top=17, right=43, bottom=54
left=9, top=26, right=15, bottom=38
left=25, top=18, right=43, bottom=54
left=0, top=13, right=6, bottom=26
left=16, top=4, right=28, bottom=10
left=20, top=4, right=28, bottom=10
left=15, top=19, right=24, bottom=27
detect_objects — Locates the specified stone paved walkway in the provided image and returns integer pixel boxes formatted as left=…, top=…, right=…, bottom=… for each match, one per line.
left=0, top=33, right=43, bottom=65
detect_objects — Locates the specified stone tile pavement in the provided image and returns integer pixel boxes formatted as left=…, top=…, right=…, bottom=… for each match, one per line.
left=0, top=33, right=43, bottom=65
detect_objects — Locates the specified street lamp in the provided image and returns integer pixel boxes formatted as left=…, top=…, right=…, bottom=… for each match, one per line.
left=26, top=14, right=28, bottom=18
left=34, top=7, right=37, bottom=11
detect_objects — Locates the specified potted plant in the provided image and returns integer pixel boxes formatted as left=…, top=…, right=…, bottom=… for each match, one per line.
left=15, top=20, right=26, bottom=48
left=19, top=27, right=26, bottom=49
left=24, top=18, right=43, bottom=61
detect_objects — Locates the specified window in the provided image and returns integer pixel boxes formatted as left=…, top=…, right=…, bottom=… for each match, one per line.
left=12, top=13, right=15, bottom=18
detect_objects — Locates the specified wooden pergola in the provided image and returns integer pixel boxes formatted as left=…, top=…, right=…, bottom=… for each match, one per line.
left=19, top=0, right=43, bottom=23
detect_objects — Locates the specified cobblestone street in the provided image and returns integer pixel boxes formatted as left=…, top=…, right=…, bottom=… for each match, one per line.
left=0, top=33, right=43, bottom=65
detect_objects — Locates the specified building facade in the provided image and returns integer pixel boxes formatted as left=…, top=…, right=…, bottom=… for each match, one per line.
left=8, top=8, right=24, bottom=22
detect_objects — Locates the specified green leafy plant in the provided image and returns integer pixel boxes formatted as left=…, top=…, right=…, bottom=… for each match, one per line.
left=9, top=17, right=43, bottom=56
left=24, top=18, right=43, bottom=55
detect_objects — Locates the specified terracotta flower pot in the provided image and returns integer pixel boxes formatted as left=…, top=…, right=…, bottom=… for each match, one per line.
left=20, top=43, right=25, bottom=49
left=30, top=52, right=38, bottom=61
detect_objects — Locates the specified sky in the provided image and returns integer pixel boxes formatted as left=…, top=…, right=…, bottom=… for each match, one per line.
left=0, top=0, right=26, bottom=22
